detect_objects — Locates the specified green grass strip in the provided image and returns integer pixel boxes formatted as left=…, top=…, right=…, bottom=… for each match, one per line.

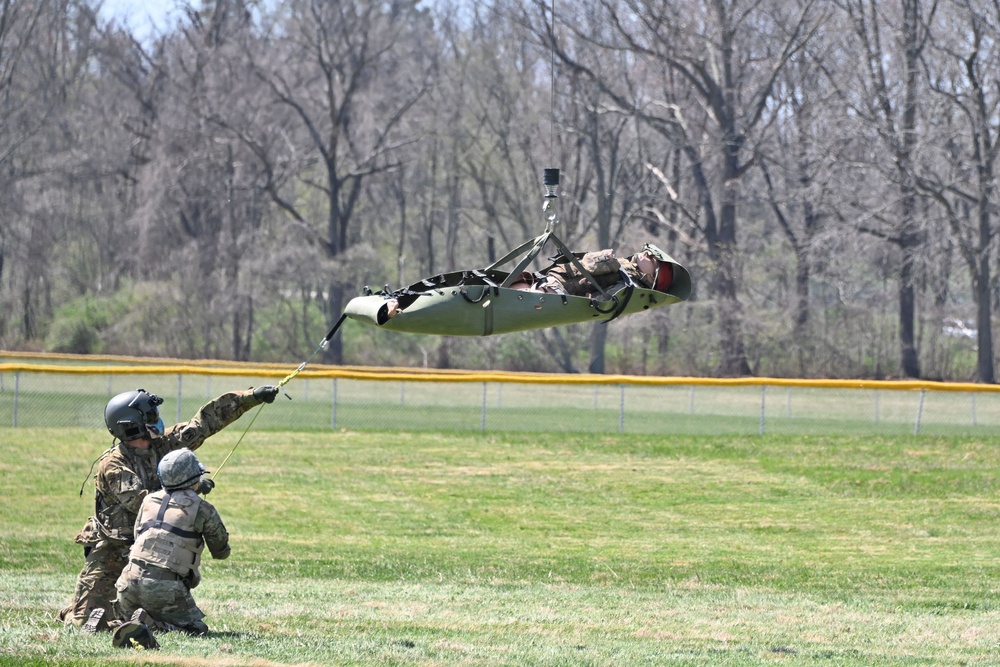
left=1, top=428, right=998, bottom=665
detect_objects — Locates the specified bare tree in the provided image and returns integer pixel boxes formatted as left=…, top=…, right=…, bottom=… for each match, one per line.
left=232, top=0, right=433, bottom=363
left=163, top=0, right=272, bottom=360
left=574, top=84, right=663, bottom=374
left=828, top=0, right=938, bottom=378
left=916, top=0, right=1000, bottom=382
left=755, top=41, right=843, bottom=374
left=538, top=0, right=822, bottom=376
left=0, top=0, right=109, bottom=345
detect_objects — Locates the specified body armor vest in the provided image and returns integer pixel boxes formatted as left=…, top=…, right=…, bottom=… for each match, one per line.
left=132, top=488, right=204, bottom=578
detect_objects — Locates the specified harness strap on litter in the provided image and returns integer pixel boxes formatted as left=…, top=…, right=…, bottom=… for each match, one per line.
left=602, top=282, right=635, bottom=323
left=591, top=294, right=621, bottom=314
left=460, top=286, right=489, bottom=304
left=471, top=270, right=500, bottom=289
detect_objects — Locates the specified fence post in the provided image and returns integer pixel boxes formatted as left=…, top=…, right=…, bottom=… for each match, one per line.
left=176, top=374, right=183, bottom=423
left=331, top=378, right=338, bottom=430
left=481, top=382, right=487, bottom=431
left=914, top=388, right=926, bottom=435
left=619, top=384, right=625, bottom=433
left=759, top=385, right=766, bottom=436
left=689, top=386, right=695, bottom=414
left=13, top=371, right=19, bottom=428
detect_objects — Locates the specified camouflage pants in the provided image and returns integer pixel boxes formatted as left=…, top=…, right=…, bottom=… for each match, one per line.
left=57, top=539, right=130, bottom=628
left=115, top=562, right=208, bottom=634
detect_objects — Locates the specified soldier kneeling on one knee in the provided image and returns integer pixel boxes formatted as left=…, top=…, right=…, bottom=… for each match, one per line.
left=114, top=448, right=231, bottom=636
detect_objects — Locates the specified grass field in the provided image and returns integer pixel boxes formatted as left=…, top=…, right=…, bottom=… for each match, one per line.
left=1, top=426, right=998, bottom=665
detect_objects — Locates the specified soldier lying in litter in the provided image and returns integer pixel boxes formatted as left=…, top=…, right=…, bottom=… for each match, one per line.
left=383, top=244, right=676, bottom=319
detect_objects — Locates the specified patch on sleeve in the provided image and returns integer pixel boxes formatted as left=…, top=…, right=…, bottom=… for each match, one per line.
left=118, top=468, right=143, bottom=493
left=180, top=426, right=198, bottom=442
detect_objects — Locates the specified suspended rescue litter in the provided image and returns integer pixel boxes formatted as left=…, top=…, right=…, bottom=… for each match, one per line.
left=345, top=169, right=691, bottom=337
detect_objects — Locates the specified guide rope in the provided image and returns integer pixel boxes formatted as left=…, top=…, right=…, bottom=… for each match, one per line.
left=211, top=313, right=348, bottom=480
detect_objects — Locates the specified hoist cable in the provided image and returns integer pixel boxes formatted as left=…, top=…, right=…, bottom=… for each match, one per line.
left=211, top=313, right=348, bottom=480
left=549, top=0, right=557, bottom=161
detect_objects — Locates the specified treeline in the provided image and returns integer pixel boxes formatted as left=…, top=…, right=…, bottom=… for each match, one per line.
left=0, top=0, right=996, bottom=380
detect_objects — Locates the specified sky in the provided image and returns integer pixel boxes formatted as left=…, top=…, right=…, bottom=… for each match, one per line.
left=98, top=0, right=179, bottom=40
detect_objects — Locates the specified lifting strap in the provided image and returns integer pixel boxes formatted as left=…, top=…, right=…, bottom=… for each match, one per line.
left=489, top=229, right=614, bottom=301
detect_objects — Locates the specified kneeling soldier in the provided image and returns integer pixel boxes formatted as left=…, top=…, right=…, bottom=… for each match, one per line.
left=114, top=448, right=231, bottom=635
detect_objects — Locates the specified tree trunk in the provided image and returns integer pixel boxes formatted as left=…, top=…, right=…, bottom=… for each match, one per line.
left=325, top=285, right=345, bottom=364
left=976, top=200, right=995, bottom=383
left=716, top=156, right=751, bottom=376
left=898, top=244, right=921, bottom=378
left=588, top=324, right=607, bottom=374
left=896, top=0, right=922, bottom=378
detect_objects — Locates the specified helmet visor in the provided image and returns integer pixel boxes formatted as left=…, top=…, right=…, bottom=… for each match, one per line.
left=146, top=418, right=165, bottom=438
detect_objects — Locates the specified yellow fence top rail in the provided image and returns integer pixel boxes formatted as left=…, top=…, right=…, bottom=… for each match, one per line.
left=1, top=351, right=998, bottom=392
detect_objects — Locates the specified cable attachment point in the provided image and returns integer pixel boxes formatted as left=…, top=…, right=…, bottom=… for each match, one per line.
left=543, top=168, right=560, bottom=198
left=542, top=168, right=560, bottom=214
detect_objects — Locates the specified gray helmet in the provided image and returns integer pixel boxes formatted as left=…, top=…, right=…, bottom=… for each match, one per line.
left=158, top=448, right=205, bottom=490
left=104, top=389, right=165, bottom=442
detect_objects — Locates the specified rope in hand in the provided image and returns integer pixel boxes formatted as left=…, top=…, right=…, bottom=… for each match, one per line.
left=211, top=313, right=348, bottom=480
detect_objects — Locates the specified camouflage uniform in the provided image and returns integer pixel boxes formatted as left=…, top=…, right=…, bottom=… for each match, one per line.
left=115, top=486, right=230, bottom=634
left=57, top=389, right=262, bottom=628
left=526, top=249, right=653, bottom=297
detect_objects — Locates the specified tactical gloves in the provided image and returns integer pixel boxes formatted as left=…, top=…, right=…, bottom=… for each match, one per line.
left=196, top=477, right=215, bottom=495
left=253, top=385, right=279, bottom=404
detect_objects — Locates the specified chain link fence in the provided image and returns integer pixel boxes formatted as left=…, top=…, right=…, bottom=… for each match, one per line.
left=2, top=352, right=999, bottom=437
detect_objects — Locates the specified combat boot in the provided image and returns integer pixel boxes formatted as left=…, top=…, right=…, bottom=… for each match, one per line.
left=82, top=607, right=107, bottom=633
left=128, top=607, right=181, bottom=633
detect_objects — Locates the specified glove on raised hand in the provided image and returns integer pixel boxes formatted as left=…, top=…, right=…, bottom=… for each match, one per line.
left=196, top=477, right=215, bottom=495
left=253, top=385, right=279, bottom=404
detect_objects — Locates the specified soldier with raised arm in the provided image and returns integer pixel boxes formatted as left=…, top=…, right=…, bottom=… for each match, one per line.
left=57, top=384, right=278, bottom=631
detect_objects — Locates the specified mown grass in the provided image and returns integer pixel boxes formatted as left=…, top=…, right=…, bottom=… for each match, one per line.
left=1, top=427, right=998, bottom=665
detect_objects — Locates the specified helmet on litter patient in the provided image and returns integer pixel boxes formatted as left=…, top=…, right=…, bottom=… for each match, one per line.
left=104, top=389, right=165, bottom=442
left=636, top=244, right=676, bottom=293
left=157, top=448, right=206, bottom=491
